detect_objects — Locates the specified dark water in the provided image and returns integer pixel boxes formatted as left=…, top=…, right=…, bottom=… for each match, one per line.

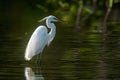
left=0, top=24, right=120, bottom=80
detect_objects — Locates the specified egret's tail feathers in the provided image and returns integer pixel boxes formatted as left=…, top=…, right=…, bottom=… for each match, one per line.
left=25, top=52, right=31, bottom=61
left=25, top=57, right=31, bottom=61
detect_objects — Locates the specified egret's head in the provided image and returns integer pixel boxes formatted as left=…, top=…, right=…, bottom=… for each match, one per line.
left=38, top=15, right=58, bottom=23
left=48, top=15, right=59, bottom=22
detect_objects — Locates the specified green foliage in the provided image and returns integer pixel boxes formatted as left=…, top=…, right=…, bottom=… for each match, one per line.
left=68, top=5, right=77, bottom=22
left=107, top=0, right=120, bottom=8
left=0, top=0, right=119, bottom=30
left=83, top=7, right=93, bottom=14
left=108, top=0, right=113, bottom=8
left=114, top=0, right=120, bottom=3
left=58, top=1, right=69, bottom=8
left=36, top=4, right=48, bottom=12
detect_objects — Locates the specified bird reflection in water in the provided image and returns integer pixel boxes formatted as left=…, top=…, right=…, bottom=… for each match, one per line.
left=25, top=67, right=44, bottom=80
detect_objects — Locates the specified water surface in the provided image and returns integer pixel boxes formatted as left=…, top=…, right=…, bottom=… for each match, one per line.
left=0, top=24, right=120, bottom=80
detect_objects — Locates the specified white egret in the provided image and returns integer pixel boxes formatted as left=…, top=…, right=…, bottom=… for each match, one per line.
left=25, top=15, right=58, bottom=62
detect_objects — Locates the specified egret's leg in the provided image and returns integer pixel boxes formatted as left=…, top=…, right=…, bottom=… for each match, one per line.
left=36, top=53, right=42, bottom=65
left=39, top=53, right=42, bottom=65
left=36, top=54, right=40, bottom=64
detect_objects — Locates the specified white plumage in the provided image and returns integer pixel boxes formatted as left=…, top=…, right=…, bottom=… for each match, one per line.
left=25, top=15, right=58, bottom=61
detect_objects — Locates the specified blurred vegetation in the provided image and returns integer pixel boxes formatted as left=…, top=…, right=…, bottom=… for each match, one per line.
left=0, top=0, right=120, bottom=33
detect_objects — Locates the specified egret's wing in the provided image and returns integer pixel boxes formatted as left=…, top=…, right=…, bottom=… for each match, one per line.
left=25, top=26, right=48, bottom=61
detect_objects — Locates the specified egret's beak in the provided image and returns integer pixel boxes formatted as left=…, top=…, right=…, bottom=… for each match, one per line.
left=53, top=17, right=59, bottom=22
left=54, top=18, right=65, bottom=23
left=59, top=20, right=66, bottom=24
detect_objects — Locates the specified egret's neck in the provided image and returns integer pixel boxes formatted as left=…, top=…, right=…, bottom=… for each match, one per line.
left=46, top=19, right=56, bottom=44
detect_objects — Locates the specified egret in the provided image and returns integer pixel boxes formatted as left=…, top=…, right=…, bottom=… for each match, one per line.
left=25, top=15, right=58, bottom=63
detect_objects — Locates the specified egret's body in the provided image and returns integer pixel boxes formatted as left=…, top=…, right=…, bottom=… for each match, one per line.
left=25, top=15, right=58, bottom=61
